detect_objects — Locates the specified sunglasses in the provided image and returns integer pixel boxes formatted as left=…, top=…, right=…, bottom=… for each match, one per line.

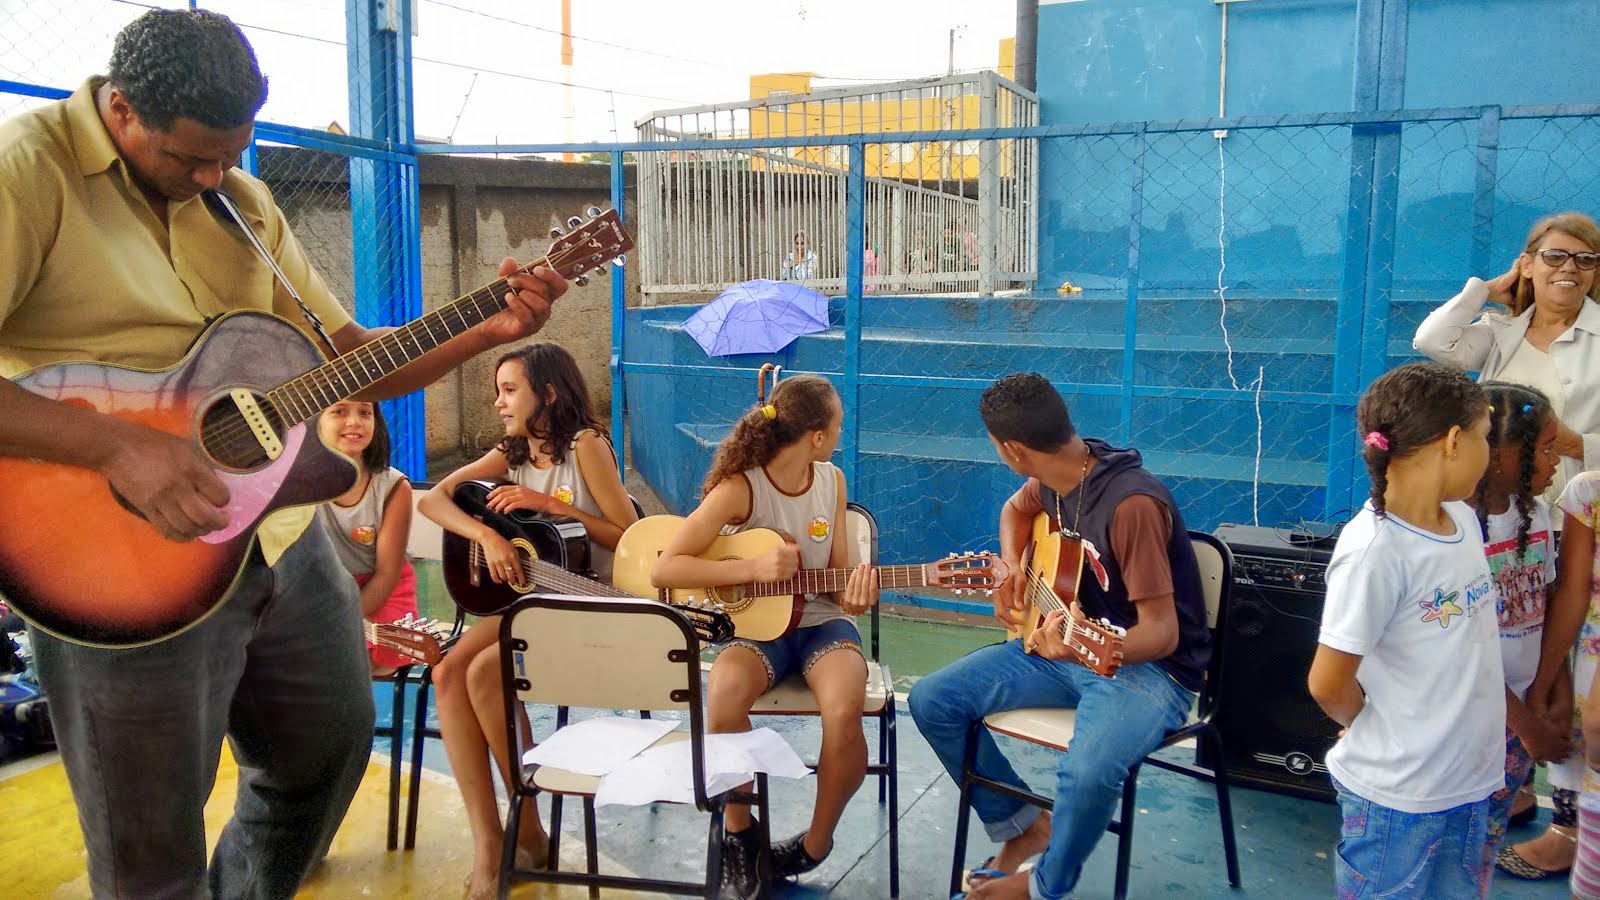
left=1534, top=248, right=1600, bottom=270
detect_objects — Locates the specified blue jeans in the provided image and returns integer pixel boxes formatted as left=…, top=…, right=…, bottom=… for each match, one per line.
left=722, top=617, right=861, bottom=690
left=1333, top=778, right=1495, bottom=899
left=908, top=639, right=1192, bottom=900
left=30, top=522, right=376, bottom=899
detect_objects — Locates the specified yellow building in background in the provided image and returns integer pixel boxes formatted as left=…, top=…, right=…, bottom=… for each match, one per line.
left=747, top=39, right=1020, bottom=181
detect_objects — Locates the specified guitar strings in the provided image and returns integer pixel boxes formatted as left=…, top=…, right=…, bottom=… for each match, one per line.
left=200, top=236, right=611, bottom=455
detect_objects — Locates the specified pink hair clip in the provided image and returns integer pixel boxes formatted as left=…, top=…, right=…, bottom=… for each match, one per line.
left=1363, top=431, right=1389, bottom=451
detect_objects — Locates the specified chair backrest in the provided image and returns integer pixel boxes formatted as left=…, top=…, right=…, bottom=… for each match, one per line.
left=502, top=595, right=700, bottom=711
left=500, top=594, right=715, bottom=808
left=629, top=494, right=647, bottom=520
left=844, top=502, right=881, bottom=659
left=407, top=480, right=444, bottom=562
left=1188, top=531, right=1234, bottom=718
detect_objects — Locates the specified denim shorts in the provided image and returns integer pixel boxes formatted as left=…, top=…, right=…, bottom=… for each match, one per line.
left=1332, top=777, right=1494, bottom=899
left=720, top=618, right=862, bottom=690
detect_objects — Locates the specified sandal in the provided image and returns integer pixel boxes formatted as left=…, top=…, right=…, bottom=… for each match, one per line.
left=961, top=857, right=1034, bottom=892
left=1495, top=826, right=1576, bottom=880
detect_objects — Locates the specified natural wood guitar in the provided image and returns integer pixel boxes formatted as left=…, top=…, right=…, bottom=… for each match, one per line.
left=0, top=211, right=632, bottom=647
left=1002, top=512, right=1126, bottom=677
left=612, top=514, right=1006, bottom=642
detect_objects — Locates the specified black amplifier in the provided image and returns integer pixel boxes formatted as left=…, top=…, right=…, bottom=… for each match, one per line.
left=1209, top=523, right=1342, bottom=802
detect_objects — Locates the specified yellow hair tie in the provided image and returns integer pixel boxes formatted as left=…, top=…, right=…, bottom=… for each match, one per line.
left=762, top=404, right=777, bottom=420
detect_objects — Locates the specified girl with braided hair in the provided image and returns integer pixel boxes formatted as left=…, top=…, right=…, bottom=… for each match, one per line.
left=652, top=374, right=879, bottom=899
left=1463, top=383, right=1565, bottom=854
left=1309, top=362, right=1503, bottom=897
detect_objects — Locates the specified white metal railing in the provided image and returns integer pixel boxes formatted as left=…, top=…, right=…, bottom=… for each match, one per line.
left=635, top=71, right=1038, bottom=300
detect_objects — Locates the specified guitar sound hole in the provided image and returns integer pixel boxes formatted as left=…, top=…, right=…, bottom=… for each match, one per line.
left=199, top=392, right=283, bottom=471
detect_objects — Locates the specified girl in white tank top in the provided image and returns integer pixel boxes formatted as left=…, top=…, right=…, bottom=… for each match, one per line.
left=650, top=374, right=881, bottom=892
left=416, top=343, right=638, bottom=897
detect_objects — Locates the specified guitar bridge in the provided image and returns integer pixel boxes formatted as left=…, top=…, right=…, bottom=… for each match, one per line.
left=229, top=389, right=283, bottom=459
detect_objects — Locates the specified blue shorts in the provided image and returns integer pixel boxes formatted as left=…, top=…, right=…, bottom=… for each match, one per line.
left=721, top=618, right=862, bottom=690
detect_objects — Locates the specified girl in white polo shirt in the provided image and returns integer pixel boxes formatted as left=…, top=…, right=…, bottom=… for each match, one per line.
left=1310, top=362, right=1503, bottom=898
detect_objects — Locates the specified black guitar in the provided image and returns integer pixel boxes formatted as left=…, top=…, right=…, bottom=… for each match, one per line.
left=440, top=479, right=734, bottom=644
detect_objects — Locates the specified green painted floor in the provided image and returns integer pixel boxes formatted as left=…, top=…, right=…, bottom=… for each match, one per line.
left=389, top=562, right=1570, bottom=899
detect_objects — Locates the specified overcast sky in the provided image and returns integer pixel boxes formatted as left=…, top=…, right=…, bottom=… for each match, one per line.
left=1, top=0, right=1017, bottom=146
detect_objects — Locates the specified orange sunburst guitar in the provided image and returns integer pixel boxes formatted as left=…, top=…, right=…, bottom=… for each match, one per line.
left=613, top=514, right=1007, bottom=641
left=0, top=209, right=632, bottom=648
left=1003, top=512, right=1126, bottom=677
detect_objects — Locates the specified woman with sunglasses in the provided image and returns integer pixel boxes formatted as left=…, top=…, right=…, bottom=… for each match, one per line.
left=1414, top=210, right=1600, bottom=883
left=1416, top=212, right=1600, bottom=508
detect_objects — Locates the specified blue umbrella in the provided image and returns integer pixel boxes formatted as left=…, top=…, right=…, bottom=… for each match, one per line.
left=682, top=279, right=831, bottom=357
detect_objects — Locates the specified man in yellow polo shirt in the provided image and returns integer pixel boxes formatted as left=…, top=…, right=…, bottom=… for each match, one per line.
left=0, top=10, right=568, bottom=898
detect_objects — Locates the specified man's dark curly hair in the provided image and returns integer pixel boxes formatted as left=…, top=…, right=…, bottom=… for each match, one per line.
left=108, top=9, right=267, bottom=131
left=980, top=372, right=1076, bottom=452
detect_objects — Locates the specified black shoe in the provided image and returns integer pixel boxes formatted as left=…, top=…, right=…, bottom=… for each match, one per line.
left=771, top=830, right=829, bottom=880
left=718, top=826, right=769, bottom=899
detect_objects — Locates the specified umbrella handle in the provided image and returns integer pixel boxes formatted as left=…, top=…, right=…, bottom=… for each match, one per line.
left=757, top=363, right=784, bottom=404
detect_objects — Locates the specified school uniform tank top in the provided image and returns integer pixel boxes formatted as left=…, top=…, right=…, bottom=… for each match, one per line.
left=316, top=466, right=409, bottom=577
left=726, top=461, right=847, bottom=629
left=508, top=429, right=614, bottom=581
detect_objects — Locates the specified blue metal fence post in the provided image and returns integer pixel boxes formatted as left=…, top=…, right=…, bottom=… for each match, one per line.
left=1326, top=0, right=1408, bottom=519
left=346, top=0, right=424, bottom=477
left=239, top=139, right=258, bottom=178
left=1470, top=106, right=1502, bottom=276
left=610, top=153, right=628, bottom=474
left=843, top=141, right=866, bottom=490
left=1119, top=129, right=1146, bottom=446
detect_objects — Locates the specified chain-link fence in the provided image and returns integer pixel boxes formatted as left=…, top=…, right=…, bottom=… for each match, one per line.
left=617, top=105, right=1600, bottom=613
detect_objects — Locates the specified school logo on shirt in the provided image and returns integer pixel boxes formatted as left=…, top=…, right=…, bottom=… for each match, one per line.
left=1419, top=588, right=1464, bottom=627
left=807, top=515, right=831, bottom=542
left=553, top=484, right=575, bottom=506
left=351, top=525, right=376, bottom=545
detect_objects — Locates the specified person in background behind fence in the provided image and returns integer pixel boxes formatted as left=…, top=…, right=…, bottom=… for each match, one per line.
left=782, top=230, right=819, bottom=281
left=0, top=9, right=567, bottom=898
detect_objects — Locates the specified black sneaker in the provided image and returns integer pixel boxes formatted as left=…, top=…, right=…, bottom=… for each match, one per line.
left=718, top=826, right=768, bottom=899
left=771, top=830, right=829, bottom=880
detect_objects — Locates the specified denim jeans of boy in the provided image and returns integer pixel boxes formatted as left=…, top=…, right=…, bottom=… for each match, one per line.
left=908, top=639, right=1192, bottom=899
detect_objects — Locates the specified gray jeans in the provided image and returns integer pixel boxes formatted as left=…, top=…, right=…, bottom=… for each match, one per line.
left=31, top=521, right=376, bottom=899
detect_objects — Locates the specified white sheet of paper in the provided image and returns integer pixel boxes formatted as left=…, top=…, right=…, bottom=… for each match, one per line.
left=521, top=716, right=679, bottom=777
left=594, top=727, right=811, bottom=808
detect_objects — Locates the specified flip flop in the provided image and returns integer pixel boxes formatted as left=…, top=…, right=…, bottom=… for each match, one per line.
left=961, top=857, right=1034, bottom=891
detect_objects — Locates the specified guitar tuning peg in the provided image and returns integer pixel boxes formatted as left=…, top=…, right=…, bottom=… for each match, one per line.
left=574, top=275, right=590, bottom=287
left=566, top=215, right=583, bottom=229
left=585, top=205, right=602, bottom=217
left=595, top=266, right=609, bottom=278
left=549, top=226, right=564, bottom=239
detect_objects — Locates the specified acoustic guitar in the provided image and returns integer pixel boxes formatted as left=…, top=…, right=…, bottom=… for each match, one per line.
left=0, top=211, right=632, bottom=647
left=1002, top=512, right=1127, bottom=677
left=364, top=615, right=451, bottom=667
left=440, top=481, right=734, bottom=645
left=612, top=514, right=1006, bottom=642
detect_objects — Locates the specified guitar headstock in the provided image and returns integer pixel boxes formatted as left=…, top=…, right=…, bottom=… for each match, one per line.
left=669, top=599, right=736, bottom=645
left=924, top=552, right=1010, bottom=596
left=366, top=615, right=450, bottom=666
left=543, top=207, right=634, bottom=287
left=1064, top=615, right=1127, bottom=678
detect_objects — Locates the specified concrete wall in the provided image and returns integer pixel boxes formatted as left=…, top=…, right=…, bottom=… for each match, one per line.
left=261, top=148, right=637, bottom=467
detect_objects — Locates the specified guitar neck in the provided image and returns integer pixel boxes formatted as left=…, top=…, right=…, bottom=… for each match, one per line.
left=264, top=260, right=546, bottom=428
left=739, top=564, right=930, bottom=597
left=470, top=538, right=633, bottom=599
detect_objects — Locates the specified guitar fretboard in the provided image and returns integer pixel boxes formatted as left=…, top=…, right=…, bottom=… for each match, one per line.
left=740, top=564, right=931, bottom=597
left=265, top=262, right=544, bottom=426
